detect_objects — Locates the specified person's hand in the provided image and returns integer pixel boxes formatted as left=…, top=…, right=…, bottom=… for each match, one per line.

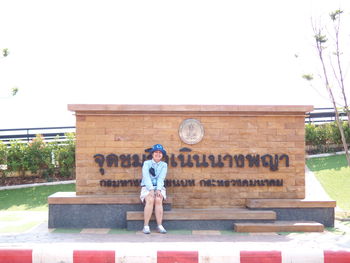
left=155, top=190, right=162, bottom=198
left=149, top=189, right=155, bottom=198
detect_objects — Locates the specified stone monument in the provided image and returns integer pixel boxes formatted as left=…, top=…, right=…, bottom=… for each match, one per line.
left=48, top=104, right=335, bottom=232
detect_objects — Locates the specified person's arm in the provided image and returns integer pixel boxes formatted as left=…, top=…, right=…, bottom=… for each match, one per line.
left=142, top=161, right=154, bottom=191
left=156, top=162, right=167, bottom=190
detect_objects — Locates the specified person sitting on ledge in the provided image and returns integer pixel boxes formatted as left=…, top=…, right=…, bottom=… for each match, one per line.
left=140, top=144, right=168, bottom=234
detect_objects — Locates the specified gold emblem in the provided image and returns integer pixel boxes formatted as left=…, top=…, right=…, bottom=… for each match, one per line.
left=179, top=119, right=204, bottom=145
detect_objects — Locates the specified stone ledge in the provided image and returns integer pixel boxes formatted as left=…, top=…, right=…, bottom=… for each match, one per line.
left=246, top=199, right=336, bottom=208
left=234, top=221, right=324, bottom=233
left=48, top=192, right=172, bottom=205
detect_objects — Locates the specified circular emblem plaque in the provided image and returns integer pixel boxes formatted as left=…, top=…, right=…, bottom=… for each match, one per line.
left=179, top=119, right=204, bottom=145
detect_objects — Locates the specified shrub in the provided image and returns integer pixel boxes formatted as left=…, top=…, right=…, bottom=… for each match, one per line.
left=0, top=141, right=6, bottom=164
left=1, top=133, right=76, bottom=178
left=345, top=122, right=350, bottom=143
left=305, top=121, right=350, bottom=153
left=305, top=124, right=317, bottom=145
left=0, top=141, right=7, bottom=176
left=53, top=133, right=75, bottom=177
left=7, top=140, right=27, bottom=175
left=24, top=134, right=53, bottom=174
left=305, top=123, right=331, bottom=146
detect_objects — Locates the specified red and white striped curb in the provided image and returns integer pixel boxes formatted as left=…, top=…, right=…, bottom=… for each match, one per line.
left=1, top=249, right=350, bottom=263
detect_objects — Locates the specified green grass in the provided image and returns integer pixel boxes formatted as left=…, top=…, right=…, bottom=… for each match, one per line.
left=220, top=230, right=249, bottom=235
left=108, top=228, right=136, bottom=234
left=0, top=183, right=75, bottom=211
left=0, top=213, right=23, bottom=221
left=307, top=154, right=350, bottom=211
left=52, top=228, right=82, bottom=233
left=325, top=227, right=347, bottom=235
left=0, top=221, right=41, bottom=233
left=0, top=211, right=46, bottom=233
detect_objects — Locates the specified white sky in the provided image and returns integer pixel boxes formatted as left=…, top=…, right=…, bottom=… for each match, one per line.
left=1, top=0, right=350, bottom=128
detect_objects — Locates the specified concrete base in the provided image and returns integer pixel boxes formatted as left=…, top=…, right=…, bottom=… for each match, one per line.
left=48, top=204, right=335, bottom=229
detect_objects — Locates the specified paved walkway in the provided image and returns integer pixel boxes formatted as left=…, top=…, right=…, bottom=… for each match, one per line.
left=1, top=219, right=350, bottom=248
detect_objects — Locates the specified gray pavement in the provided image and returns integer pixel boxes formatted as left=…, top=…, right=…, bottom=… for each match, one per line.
left=0, top=222, right=350, bottom=252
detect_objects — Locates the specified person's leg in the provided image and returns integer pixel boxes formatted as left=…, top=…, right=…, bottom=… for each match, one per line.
left=154, top=196, right=164, bottom=226
left=143, top=194, right=155, bottom=227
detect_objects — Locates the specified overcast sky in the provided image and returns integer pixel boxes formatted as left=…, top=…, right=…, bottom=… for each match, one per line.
left=1, top=0, right=350, bottom=128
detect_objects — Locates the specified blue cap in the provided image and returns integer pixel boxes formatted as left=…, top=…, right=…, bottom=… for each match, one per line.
left=151, top=144, right=166, bottom=156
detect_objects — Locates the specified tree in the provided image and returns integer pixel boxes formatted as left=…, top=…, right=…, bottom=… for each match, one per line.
left=1, top=48, right=9, bottom=58
left=303, top=9, right=350, bottom=166
left=0, top=48, right=19, bottom=97
left=329, top=10, right=350, bottom=126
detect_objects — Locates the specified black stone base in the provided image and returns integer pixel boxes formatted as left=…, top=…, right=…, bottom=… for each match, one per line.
left=48, top=203, right=171, bottom=229
left=49, top=204, right=334, bottom=229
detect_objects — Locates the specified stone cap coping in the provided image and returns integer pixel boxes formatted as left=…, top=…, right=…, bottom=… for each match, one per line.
left=48, top=192, right=172, bottom=205
left=68, top=104, right=314, bottom=116
left=246, top=199, right=336, bottom=208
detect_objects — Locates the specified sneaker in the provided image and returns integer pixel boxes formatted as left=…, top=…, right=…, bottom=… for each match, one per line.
left=142, top=225, right=151, bottom=234
left=157, top=225, right=167, bottom=234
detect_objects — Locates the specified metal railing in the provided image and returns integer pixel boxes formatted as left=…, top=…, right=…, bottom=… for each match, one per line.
left=0, top=126, right=75, bottom=144
left=305, top=108, right=348, bottom=124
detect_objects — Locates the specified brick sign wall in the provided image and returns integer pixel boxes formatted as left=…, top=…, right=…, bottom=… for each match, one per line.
left=68, top=104, right=313, bottom=208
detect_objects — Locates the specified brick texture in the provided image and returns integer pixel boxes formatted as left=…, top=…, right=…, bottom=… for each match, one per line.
left=70, top=105, right=312, bottom=208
